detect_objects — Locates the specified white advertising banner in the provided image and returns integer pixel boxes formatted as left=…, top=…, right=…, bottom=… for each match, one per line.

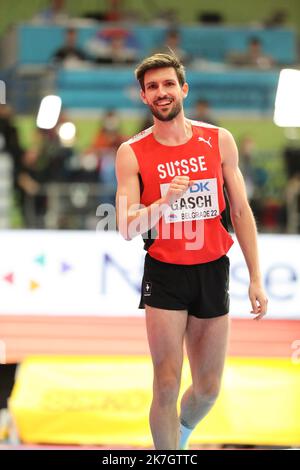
left=0, top=230, right=299, bottom=319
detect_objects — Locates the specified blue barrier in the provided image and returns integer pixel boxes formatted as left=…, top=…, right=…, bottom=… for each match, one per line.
left=19, top=24, right=296, bottom=65
left=56, top=68, right=279, bottom=112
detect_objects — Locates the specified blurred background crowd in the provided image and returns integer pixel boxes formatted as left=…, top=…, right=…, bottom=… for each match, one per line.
left=1, top=0, right=300, bottom=232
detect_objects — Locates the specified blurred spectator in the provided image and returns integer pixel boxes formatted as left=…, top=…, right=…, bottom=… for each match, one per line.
left=154, top=29, right=191, bottom=65
left=32, top=0, right=69, bottom=25
left=151, top=9, right=179, bottom=27
left=283, top=146, right=300, bottom=232
left=105, top=0, right=123, bottom=22
left=0, top=104, right=23, bottom=193
left=52, top=28, right=88, bottom=67
left=239, top=136, right=256, bottom=201
left=239, top=135, right=268, bottom=225
left=197, top=11, right=224, bottom=25
left=33, top=114, right=73, bottom=182
left=18, top=114, right=73, bottom=226
left=82, top=0, right=134, bottom=23
left=227, top=37, right=275, bottom=69
left=193, top=99, right=219, bottom=126
left=83, top=111, right=124, bottom=203
left=264, top=10, right=288, bottom=28
left=87, top=28, right=140, bottom=65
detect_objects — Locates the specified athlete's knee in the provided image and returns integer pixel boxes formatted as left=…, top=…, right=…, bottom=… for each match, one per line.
left=153, top=369, right=181, bottom=406
left=194, top=374, right=222, bottom=401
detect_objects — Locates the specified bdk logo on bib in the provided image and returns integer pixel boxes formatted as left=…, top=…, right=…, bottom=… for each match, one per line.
left=189, top=181, right=210, bottom=193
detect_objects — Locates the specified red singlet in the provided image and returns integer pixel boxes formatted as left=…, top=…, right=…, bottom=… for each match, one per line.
left=128, top=120, right=233, bottom=264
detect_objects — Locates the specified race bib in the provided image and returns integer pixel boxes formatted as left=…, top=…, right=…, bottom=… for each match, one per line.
left=160, top=178, right=220, bottom=224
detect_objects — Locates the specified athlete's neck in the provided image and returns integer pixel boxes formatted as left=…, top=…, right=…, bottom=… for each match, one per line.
left=152, top=115, right=192, bottom=147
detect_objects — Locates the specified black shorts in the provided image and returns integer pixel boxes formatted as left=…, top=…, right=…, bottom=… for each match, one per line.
left=139, top=253, right=230, bottom=319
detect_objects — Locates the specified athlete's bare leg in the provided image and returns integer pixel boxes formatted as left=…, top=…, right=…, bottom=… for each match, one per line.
left=145, top=306, right=188, bottom=450
left=180, top=314, right=229, bottom=429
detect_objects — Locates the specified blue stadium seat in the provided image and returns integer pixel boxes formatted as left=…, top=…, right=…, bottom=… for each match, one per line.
left=56, top=69, right=279, bottom=112
left=18, top=25, right=297, bottom=65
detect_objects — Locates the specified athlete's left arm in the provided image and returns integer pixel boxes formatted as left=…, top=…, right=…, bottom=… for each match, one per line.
left=219, top=128, right=268, bottom=320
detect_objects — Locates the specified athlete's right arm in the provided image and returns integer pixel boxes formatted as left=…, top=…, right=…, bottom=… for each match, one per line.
left=115, top=142, right=165, bottom=240
left=115, top=142, right=191, bottom=240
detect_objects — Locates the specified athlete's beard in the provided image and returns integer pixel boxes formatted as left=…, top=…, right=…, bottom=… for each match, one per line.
left=149, top=99, right=182, bottom=122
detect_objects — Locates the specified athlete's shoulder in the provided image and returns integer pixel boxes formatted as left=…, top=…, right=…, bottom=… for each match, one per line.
left=126, top=126, right=153, bottom=145
left=218, top=126, right=236, bottom=144
left=116, top=140, right=139, bottom=172
left=218, top=127, right=238, bottom=165
left=190, top=120, right=236, bottom=144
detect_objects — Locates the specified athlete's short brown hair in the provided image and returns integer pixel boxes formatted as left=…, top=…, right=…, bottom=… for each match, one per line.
left=135, top=53, right=186, bottom=91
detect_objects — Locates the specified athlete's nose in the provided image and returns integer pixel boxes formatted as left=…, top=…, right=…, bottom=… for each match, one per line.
left=156, top=84, right=168, bottom=98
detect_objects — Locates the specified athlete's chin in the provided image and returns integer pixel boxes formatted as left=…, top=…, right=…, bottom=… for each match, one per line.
left=153, top=110, right=180, bottom=122
left=149, top=103, right=182, bottom=122
left=156, top=114, right=176, bottom=122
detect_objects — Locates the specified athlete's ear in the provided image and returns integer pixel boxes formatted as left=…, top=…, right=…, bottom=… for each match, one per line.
left=182, top=82, right=189, bottom=99
left=140, top=89, right=148, bottom=105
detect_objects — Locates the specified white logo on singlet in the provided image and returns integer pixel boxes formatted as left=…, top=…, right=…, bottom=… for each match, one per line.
left=198, top=136, right=212, bottom=148
left=157, top=156, right=207, bottom=179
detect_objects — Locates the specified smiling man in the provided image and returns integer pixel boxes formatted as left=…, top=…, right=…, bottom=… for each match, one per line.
left=115, top=53, right=268, bottom=450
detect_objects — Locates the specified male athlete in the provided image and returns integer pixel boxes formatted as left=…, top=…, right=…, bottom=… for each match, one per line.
left=115, top=53, right=268, bottom=450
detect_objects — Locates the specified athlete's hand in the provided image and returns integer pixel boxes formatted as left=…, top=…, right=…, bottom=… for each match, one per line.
left=249, top=281, right=268, bottom=320
left=164, top=176, right=194, bottom=206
